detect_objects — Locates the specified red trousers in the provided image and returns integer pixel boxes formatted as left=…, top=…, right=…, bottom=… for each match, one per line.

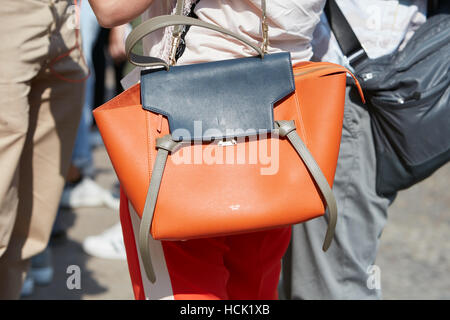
left=120, top=189, right=291, bottom=300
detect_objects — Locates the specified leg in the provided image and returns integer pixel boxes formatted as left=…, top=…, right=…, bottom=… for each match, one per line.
left=225, top=227, right=292, bottom=300
left=280, top=86, right=391, bottom=299
left=121, top=196, right=231, bottom=300
left=14, top=0, right=85, bottom=257
left=0, top=0, right=85, bottom=298
left=0, top=0, right=49, bottom=298
left=0, top=82, right=31, bottom=299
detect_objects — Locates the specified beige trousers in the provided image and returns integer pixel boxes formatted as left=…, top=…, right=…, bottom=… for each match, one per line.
left=0, top=0, right=86, bottom=299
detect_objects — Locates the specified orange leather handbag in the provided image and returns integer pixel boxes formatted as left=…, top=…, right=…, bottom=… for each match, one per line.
left=93, top=1, right=363, bottom=284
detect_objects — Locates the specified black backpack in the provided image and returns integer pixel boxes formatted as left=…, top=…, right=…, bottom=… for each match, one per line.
left=326, top=0, right=450, bottom=196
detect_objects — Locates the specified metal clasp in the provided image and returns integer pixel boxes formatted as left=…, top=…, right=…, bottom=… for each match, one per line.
left=169, top=33, right=181, bottom=66
left=261, top=16, right=269, bottom=54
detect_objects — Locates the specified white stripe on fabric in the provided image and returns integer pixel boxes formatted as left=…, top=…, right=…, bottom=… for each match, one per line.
left=129, top=201, right=174, bottom=300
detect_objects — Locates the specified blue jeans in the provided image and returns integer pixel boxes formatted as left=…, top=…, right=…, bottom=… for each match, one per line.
left=71, top=0, right=100, bottom=176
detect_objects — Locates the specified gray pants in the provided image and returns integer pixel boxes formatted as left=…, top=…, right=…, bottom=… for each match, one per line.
left=279, top=86, right=393, bottom=299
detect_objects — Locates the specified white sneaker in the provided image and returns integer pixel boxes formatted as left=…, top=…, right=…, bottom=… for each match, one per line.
left=82, top=223, right=126, bottom=260
left=61, top=177, right=120, bottom=210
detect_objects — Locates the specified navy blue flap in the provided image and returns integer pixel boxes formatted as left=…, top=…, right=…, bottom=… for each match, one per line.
left=140, top=52, right=294, bottom=141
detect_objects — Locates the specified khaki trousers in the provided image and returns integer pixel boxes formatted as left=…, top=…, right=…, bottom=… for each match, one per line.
left=0, top=0, right=86, bottom=299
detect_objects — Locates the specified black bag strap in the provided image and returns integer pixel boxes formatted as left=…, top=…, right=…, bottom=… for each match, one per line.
left=324, top=0, right=368, bottom=66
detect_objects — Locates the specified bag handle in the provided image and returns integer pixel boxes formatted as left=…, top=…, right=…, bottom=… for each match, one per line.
left=125, top=0, right=268, bottom=69
left=138, top=121, right=338, bottom=283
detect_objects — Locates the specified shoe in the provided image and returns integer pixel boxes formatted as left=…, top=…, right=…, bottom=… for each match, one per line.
left=20, top=273, right=35, bottom=298
left=82, top=223, right=126, bottom=260
left=30, top=247, right=54, bottom=286
left=60, top=177, right=120, bottom=210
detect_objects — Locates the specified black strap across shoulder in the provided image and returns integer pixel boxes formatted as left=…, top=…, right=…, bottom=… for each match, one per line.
left=324, top=0, right=450, bottom=196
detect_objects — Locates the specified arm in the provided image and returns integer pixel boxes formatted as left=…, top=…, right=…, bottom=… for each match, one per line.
left=108, top=24, right=128, bottom=63
left=88, top=0, right=154, bottom=28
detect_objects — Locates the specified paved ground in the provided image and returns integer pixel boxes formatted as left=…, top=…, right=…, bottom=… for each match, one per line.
left=24, top=141, right=450, bottom=300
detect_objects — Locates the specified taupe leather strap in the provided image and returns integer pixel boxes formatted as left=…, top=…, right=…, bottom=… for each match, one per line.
left=138, top=135, right=181, bottom=283
left=126, top=15, right=265, bottom=68
left=275, top=120, right=337, bottom=251
left=126, top=0, right=268, bottom=68
left=139, top=121, right=337, bottom=283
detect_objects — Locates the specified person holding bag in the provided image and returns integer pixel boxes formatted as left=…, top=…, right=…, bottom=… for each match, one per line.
left=89, top=0, right=356, bottom=300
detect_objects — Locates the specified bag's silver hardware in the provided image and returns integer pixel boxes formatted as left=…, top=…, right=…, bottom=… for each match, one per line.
left=261, top=17, right=269, bottom=54
left=260, top=0, right=269, bottom=54
left=169, top=32, right=181, bottom=66
left=218, top=139, right=237, bottom=147
left=168, top=0, right=185, bottom=66
left=347, top=48, right=365, bottom=64
left=361, top=72, right=373, bottom=81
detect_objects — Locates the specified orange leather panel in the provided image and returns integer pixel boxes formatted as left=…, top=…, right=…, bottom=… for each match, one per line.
left=93, top=62, right=361, bottom=240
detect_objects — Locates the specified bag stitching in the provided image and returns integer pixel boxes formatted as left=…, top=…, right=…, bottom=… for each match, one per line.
left=293, top=90, right=309, bottom=146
